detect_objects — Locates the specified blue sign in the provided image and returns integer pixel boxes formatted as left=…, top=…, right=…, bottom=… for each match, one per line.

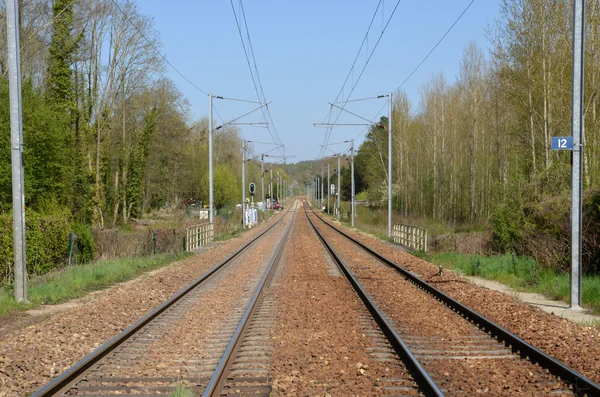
left=551, top=137, right=574, bottom=150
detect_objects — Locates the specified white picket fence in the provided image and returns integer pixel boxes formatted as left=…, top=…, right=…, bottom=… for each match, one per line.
left=392, top=224, right=428, bottom=252
left=186, top=223, right=214, bottom=251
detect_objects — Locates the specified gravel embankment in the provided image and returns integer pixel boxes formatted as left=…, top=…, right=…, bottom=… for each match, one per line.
left=270, top=210, right=417, bottom=396
left=316, top=212, right=600, bottom=385
left=0, top=213, right=284, bottom=396
left=312, top=214, right=571, bottom=395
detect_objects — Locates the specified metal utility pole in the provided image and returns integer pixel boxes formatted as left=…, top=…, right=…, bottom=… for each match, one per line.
left=276, top=172, right=279, bottom=202
left=261, top=155, right=265, bottom=210
left=7, top=0, right=27, bottom=303
left=316, top=177, right=319, bottom=208
left=242, top=140, right=246, bottom=228
left=351, top=140, right=355, bottom=228
left=337, top=154, right=341, bottom=221
left=321, top=170, right=324, bottom=211
left=317, top=178, right=319, bottom=206
left=570, top=0, right=585, bottom=310
left=327, top=164, right=330, bottom=214
left=270, top=168, right=273, bottom=214
left=388, top=92, right=393, bottom=238
left=208, top=94, right=214, bottom=224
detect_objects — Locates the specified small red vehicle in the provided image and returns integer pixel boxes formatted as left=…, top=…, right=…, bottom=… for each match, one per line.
left=273, top=202, right=284, bottom=210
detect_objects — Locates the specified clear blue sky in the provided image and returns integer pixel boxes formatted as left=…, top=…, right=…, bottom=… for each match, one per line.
left=139, top=1, right=500, bottom=162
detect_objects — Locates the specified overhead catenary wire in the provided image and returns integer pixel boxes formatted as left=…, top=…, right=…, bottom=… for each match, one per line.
left=394, top=0, right=476, bottom=92
left=229, top=0, right=284, bottom=155
left=332, top=0, right=477, bottom=146
left=318, top=0, right=383, bottom=156
left=319, top=0, right=403, bottom=159
left=239, top=0, right=283, bottom=154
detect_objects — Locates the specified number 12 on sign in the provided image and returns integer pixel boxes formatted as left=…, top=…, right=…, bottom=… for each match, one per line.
left=551, top=137, right=574, bottom=150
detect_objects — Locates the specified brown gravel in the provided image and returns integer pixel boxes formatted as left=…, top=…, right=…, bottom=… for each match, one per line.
left=269, top=207, right=417, bottom=396
left=315, top=212, right=600, bottom=385
left=101, top=214, right=290, bottom=381
left=310, top=212, right=570, bottom=395
left=0, top=213, right=284, bottom=397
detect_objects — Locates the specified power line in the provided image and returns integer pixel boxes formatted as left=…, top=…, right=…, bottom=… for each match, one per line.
left=317, top=0, right=382, bottom=157
left=394, top=0, right=475, bottom=92
left=109, top=0, right=208, bottom=96
left=229, top=0, right=284, bottom=155
left=240, top=1, right=284, bottom=153
left=322, top=0, right=476, bottom=156
left=326, top=0, right=383, bottom=117
left=320, top=0, right=403, bottom=158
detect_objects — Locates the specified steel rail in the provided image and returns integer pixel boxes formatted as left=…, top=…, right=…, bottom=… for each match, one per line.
left=304, top=207, right=444, bottom=397
left=32, top=210, right=290, bottom=397
left=203, top=210, right=296, bottom=396
left=309, top=206, right=600, bottom=397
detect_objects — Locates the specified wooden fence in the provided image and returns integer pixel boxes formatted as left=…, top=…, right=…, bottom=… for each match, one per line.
left=186, top=223, right=214, bottom=251
left=392, top=224, right=428, bottom=252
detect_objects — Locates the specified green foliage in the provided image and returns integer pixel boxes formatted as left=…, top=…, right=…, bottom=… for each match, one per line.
left=72, top=223, right=96, bottom=264
left=127, top=108, right=157, bottom=218
left=428, top=252, right=600, bottom=313
left=355, top=191, right=368, bottom=201
left=490, top=201, right=523, bottom=253
left=0, top=79, right=72, bottom=210
left=171, top=383, right=194, bottom=397
left=47, top=0, right=79, bottom=111
left=203, top=165, right=239, bottom=209
left=0, top=209, right=71, bottom=283
left=0, top=252, right=189, bottom=318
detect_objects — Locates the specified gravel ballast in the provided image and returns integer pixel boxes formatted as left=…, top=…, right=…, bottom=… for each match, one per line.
left=314, top=212, right=600, bottom=385
left=0, top=213, right=285, bottom=396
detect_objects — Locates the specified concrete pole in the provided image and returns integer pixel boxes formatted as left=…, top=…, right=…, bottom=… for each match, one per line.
left=321, top=170, right=324, bottom=211
left=208, top=94, right=214, bottom=225
left=337, top=154, right=341, bottom=221
left=327, top=164, right=330, bottom=215
left=351, top=140, right=355, bottom=228
left=261, top=155, right=265, bottom=211
left=270, top=168, right=273, bottom=214
left=242, top=140, right=246, bottom=228
left=388, top=92, right=393, bottom=238
left=570, top=0, right=585, bottom=310
left=315, top=178, right=318, bottom=205
left=7, top=0, right=27, bottom=302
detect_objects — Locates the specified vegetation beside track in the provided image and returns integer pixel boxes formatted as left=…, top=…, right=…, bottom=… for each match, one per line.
left=0, top=252, right=190, bottom=319
left=317, top=208, right=600, bottom=315
left=170, top=382, right=194, bottom=397
left=425, top=252, right=600, bottom=314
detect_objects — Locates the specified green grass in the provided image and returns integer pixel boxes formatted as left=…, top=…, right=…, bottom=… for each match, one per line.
left=0, top=252, right=190, bottom=319
left=428, top=252, right=600, bottom=314
left=214, top=227, right=243, bottom=242
left=171, top=382, right=194, bottom=397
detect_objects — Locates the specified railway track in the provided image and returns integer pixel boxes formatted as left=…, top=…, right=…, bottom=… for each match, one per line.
left=305, top=203, right=600, bottom=396
left=32, top=206, right=296, bottom=397
left=28, top=198, right=600, bottom=396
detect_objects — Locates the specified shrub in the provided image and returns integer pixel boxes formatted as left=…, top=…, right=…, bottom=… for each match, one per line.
left=490, top=201, right=523, bottom=253
left=0, top=209, right=71, bottom=283
left=71, top=223, right=96, bottom=264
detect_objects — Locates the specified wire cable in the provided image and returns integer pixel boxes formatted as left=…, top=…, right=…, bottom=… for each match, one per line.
left=320, top=0, right=402, bottom=158
left=394, top=0, right=475, bottom=92
left=322, top=0, right=476, bottom=156
left=230, top=0, right=285, bottom=155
